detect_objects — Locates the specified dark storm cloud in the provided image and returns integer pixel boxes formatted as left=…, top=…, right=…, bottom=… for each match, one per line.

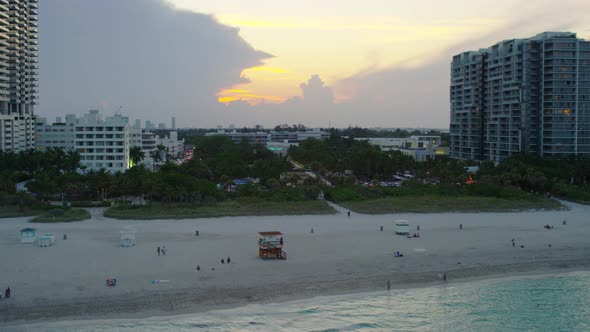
left=39, top=0, right=271, bottom=125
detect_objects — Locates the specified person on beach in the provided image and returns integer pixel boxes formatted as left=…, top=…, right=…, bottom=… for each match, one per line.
left=347, top=210, right=350, bottom=217
left=196, top=265, right=200, bottom=271
left=512, top=238, right=515, bottom=247
left=443, top=273, right=448, bottom=284
left=162, top=246, right=167, bottom=255
left=459, top=224, right=463, bottom=230
left=157, top=246, right=161, bottom=256
left=221, top=259, right=225, bottom=264
left=4, top=287, right=9, bottom=298
left=387, top=280, right=391, bottom=291
left=227, top=256, right=231, bottom=264
left=563, top=220, right=567, bottom=225
left=310, top=227, right=314, bottom=234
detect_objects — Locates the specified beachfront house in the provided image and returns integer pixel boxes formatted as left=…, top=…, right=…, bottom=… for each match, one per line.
left=395, top=220, right=410, bottom=235
left=20, top=228, right=37, bottom=243
left=258, top=231, right=287, bottom=259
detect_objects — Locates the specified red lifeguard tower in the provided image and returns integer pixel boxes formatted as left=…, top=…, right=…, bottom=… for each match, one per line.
left=258, top=231, right=287, bottom=259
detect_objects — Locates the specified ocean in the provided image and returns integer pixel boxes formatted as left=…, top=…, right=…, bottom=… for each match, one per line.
left=7, top=271, right=590, bottom=331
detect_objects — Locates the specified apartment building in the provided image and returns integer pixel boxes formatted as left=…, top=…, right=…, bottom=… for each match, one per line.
left=205, top=130, right=270, bottom=145
left=35, top=115, right=76, bottom=151
left=450, top=32, right=590, bottom=161
left=0, top=0, right=39, bottom=152
left=355, top=136, right=447, bottom=161
left=74, top=110, right=130, bottom=173
left=206, top=129, right=330, bottom=146
left=155, top=130, right=184, bottom=156
left=269, top=130, right=329, bottom=143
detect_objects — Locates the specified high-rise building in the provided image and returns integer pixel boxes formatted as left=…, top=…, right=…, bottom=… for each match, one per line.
left=0, top=0, right=39, bottom=152
left=450, top=32, right=590, bottom=161
left=171, top=116, right=176, bottom=130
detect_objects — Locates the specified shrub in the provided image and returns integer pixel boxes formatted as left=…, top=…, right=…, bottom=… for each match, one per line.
left=70, top=201, right=111, bottom=207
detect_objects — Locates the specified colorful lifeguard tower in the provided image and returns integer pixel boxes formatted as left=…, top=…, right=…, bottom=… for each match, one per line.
left=258, top=231, right=287, bottom=260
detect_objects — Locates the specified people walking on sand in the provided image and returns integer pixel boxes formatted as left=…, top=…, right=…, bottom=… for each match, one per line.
left=347, top=210, right=351, bottom=217
left=227, top=256, right=231, bottom=264
left=157, top=246, right=161, bottom=256
left=162, top=246, right=166, bottom=256
left=459, top=224, right=463, bottom=230
left=512, top=238, right=515, bottom=247
left=221, top=259, right=225, bottom=264
left=196, top=265, right=200, bottom=271
left=5, top=286, right=10, bottom=298
left=387, top=280, right=391, bottom=291
left=563, top=220, right=567, bottom=225
left=443, top=273, right=448, bottom=284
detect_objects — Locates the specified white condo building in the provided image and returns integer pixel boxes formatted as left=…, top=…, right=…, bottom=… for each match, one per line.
left=0, top=0, right=39, bottom=152
left=75, top=110, right=130, bottom=173
left=35, top=115, right=76, bottom=151
left=35, top=110, right=185, bottom=172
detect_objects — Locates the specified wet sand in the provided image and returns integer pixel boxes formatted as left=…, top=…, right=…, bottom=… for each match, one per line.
left=1, top=201, right=589, bottom=323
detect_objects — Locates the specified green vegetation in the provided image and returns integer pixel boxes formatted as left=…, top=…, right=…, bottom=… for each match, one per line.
left=31, top=207, right=91, bottom=223
left=1, top=128, right=590, bottom=218
left=477, top=155, right=590, bottom=204
left=289, top=136, right=417, bottom=181
left=0, top=206, right=42, bottom=218
left=330, top=126, right=446, bottom=139
left=325, top=182, right=564, bottom=213
left=0, top=192, right=51, bottom=218
left=70, top=201, right=112, bottom=208
left=338, top=196, right=562, bottom=214
left=550, top=183, right=590, bottom=204
left=105, top=199, right=335, bottom=219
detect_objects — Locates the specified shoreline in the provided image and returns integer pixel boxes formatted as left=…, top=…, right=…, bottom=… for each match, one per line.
left=2, top=259, right=589, bottom=325
left=2, top=199, right=589, bottom=326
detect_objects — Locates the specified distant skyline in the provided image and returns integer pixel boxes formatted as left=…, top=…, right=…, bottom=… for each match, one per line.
left=40, top=0, right=590, bottom=128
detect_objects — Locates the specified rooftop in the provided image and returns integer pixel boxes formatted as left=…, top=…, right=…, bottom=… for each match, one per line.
left=258, top=231, right=283, bottom=236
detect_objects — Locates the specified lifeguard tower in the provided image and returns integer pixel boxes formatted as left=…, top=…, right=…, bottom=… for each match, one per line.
left=120, top=227, right=136, bottom=247
left=394, top=220, right=410, bottom=235
left=38, top=233, right=56, bottom=247
left=20, top=228, right=36, bottom=243
left=258, top=231, right=287, bottom=259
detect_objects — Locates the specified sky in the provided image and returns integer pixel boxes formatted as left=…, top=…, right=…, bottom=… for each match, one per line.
left=39, top=0, right=590, bottom=128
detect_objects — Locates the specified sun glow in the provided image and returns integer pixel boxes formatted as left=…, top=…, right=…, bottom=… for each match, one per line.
left=166, top=0, right=517, bottom=105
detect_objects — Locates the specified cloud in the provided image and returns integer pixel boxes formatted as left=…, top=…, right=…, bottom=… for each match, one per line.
left=39, top=0, right=271, bottom=126
left=39, top=0, right=590, bottom=129
left=299, top=75, right=334, bottom=106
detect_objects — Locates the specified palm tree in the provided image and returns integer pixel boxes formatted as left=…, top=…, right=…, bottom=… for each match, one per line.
left=129, top=146, right=145, bottom=168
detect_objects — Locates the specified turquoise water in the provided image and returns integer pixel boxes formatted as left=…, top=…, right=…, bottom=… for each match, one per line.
left=8, top=271, right=590, bottom=331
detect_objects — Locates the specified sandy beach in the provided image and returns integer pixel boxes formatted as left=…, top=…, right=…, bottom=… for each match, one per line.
left=1, top=200, right=590, bottom=323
